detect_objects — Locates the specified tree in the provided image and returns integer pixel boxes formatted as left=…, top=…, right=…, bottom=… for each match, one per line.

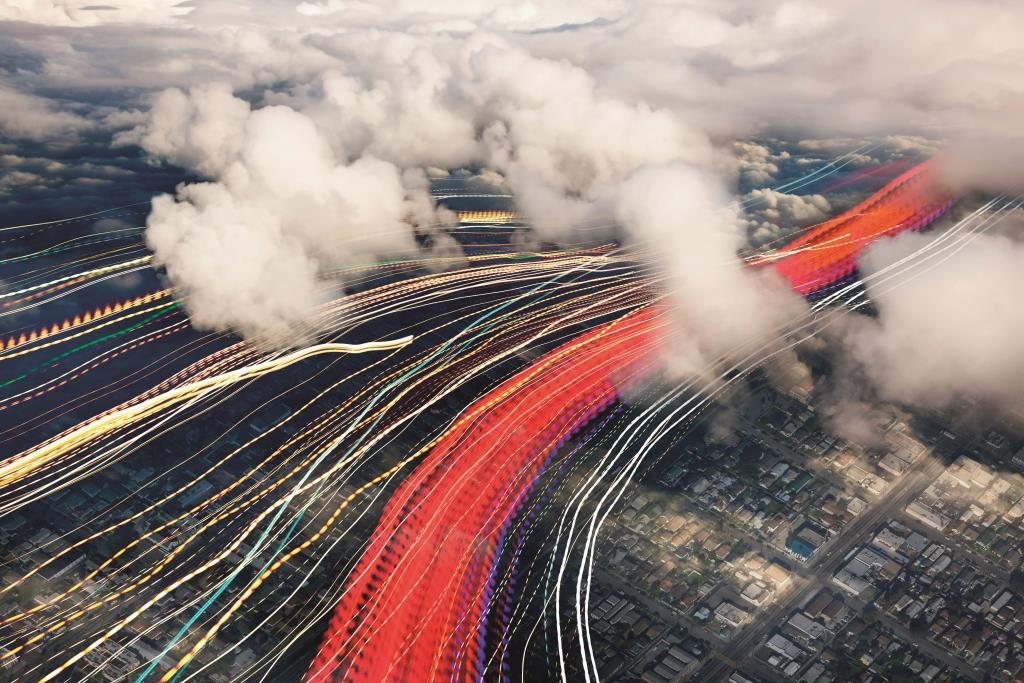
left=863, top=602, right=879, bottom=622
left=834, top=656, right=853, bottom=677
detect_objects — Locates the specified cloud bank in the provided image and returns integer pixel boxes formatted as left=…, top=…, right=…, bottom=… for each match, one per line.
left=0, top=0, right=190, bottom=26
left=117, top=37, right=744, bottom=342
left=4, top=0, right=1024, bottom=388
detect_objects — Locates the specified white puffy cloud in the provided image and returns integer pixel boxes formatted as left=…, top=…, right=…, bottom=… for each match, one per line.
left=616, top=163, right=804, bottom=368
left=842, top=230, right=1024, bottom=411
left=117, top=83, right=250, bottom=178
left=0, top=169, right=47, bottom=193
left=740, top=187, right=831, bottom=245
left=744, top=189, right=830, bottom=224
left=135, top=88, right=442, bottom=340
left=147, top=186, right=321, bottom=340
left=470, top=44, right=714, bottom=239
left=733, top=142, right=788, bottom=187
left=4, top=0, right=1023, bottom=150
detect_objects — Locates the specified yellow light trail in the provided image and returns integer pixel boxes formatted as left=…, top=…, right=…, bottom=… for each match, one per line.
left=0, top=337, right=413, bottom=495
left=0, top=256, right=152, bottom=301
left=0, top=241, right=660, bottom=681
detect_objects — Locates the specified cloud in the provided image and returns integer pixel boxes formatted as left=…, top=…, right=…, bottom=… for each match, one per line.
left=4, top=1, right=1023, bottom=148
left=616, top=163, right=804, bottom=369
left=740, top=188, right=831, bottom=246
left=0, top=85, right=91, bottom=141
left=0, top=0, right=190, bottom=26
left=133, top=86, right=446, bottom=340
left=471, top=44, right=714, bottom=240
left=0, top=170, right=48, bottom=193
left=840, top=229, right=1024, bottom=412
left=733, top=142, right=788, bottom=188
left=123, top=43, right=725, bottom=340
left=117, top=83, right=250, bottom=178
left=4, top=0, right=1024, bottom=364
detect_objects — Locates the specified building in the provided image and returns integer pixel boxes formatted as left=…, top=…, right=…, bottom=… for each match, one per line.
left=871, top=526, right=906, bottom=556
left=786, top=612, right=828, bottom=642
left=833, top=546, right=901, bottom=596
left=765, top=561, right=792, bottom=587
left=766, top=633, right=805, bottom=660
left=740, top=581, right=770, bottom=607
left=714, top=601, right=749, bottom=628
left=805, top=589, right=833, bottom=617
left=728, top=673, right=757, bottom=683
left=906, top=501, right=949, bottom=531
left=879, top=453, right=911, bottom=477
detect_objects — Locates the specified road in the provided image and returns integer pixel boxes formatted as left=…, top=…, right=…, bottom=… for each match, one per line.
left=688, top=449, right=948, bottom=682
left=895, top=509, right=1010, bottom=584
left=592, top=568, right=727, bottom=673
left=846, top=596, right=983, bottom=681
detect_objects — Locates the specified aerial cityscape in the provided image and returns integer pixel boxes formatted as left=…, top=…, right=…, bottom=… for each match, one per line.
left=1, top=2, right=1024, bottom=682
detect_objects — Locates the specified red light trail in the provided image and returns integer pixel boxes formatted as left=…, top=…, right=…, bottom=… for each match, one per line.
left=307, top=160, right=954, bottom=682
